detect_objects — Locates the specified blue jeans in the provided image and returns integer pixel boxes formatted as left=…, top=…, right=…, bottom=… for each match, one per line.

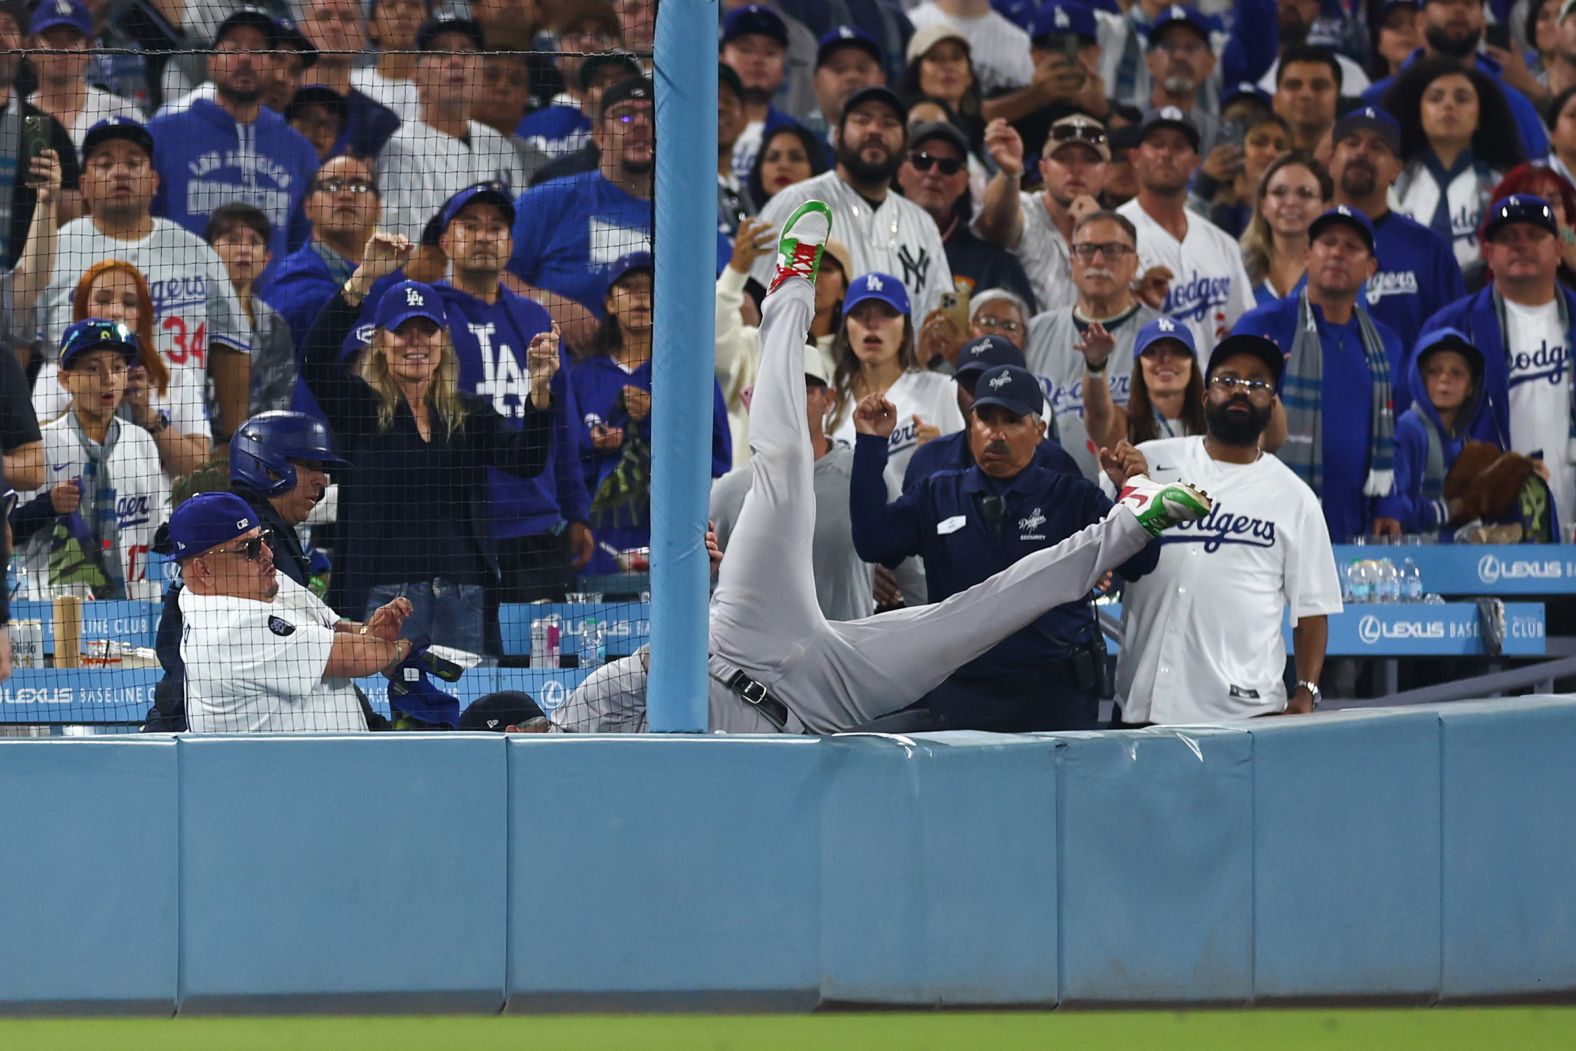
left=365, top=579, right=485, bottom=653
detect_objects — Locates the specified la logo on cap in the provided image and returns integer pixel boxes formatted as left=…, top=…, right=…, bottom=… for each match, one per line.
left=1337, top=206, right=1353, bottom=217
left=838, top=25, right=854, bottom=38
left=865, top=274, right=884, bottom=291
left=406, top=287, right=424, bottom=306
left=1160, top=106, right=1183, bottom=120
left=1157, top=317, right=1176, bottom=331
left=1055, top=7, right=1069, bottom=26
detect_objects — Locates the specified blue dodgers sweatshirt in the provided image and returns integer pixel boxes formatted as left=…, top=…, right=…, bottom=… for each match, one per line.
left=507, top=171, right=651, bottom=317
left=148, top=99, right=318, bottom=274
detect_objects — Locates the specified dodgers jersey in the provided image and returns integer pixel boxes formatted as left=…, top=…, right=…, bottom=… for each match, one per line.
left=507, top=170, right=652, bottom=316
left=1117, top=199, right=1255, bottom=356
left=180, top=573, right=367, bottom=734
left=750, top=170, right=955, bottom=319
left=1113, top=436, right=1343, bottom=723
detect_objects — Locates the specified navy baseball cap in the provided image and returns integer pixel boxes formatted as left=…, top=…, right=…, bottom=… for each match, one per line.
left=971, top=364, right=1045, bottom=418
left=375, top=281, right=447, bottom=331
left=608, top=250, right=653, bottom=288
left=817, top=24, right=883, bottom=67
left=1032, top=2, right=1098, bottom=44
left=29, top=0, right=91, bottom=36
left=1138, top=106, right=1201, bottom=151
left=275, top=16, right=318, bottom=67
left=1207, top=334, right=1286, bottom=388
left=212, top=5, right=278, bottom=48
left=910, top=119, right=970, bottom=156
left=1378, top=0, right=1421, bottom=19
left=1147, top=4, right=1210, bottom=47
left=165, top=492, right=260, bottom=559
left=840, top=85, right=907, bottom=124
left=1309, top=205, right=1377, bottom=254
left=722, top=5, right=788, bottom=47
left=1332, top=105, right=1402, bottom=154
left=59, top=318, right=139, bottom=369
left=1483, top=194, right=1559, bottom=240
left=954, top=334, right=1027, bottom=379
left=600, top=75, right=653, bottom=116
left=416, top=14, right=484, bottom=51
left=285, top=85, right=348, bottom=126
left=459, top=691, right=549, bottom=731
left=82, top=116, right=153, bottom=160
left=581, top=49, right=644, bottom=91
left=843, top=271, right=911, bottom=317
left=439, top=182, right=516, bottom=231
left=1222, top=81, right=1272, bottom=111
left=1134, top=315, right=1198, bottom=359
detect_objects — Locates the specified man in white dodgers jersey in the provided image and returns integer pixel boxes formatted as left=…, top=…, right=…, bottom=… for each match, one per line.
left=1110, top=333, right=1342, bottom=726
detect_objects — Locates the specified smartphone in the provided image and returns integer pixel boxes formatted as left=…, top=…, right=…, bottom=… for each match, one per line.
left=19, top=115, right=49, bottom=187
left=1485, top=23, right=1511, bottom=50
left=939, top=289, right=970, bottom=331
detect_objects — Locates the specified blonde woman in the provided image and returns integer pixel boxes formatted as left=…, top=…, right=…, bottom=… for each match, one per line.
left=300, top=232, right=559, bottom=649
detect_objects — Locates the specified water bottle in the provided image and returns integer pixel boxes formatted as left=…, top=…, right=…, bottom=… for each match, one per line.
left=1400, top=557, right=1423, bottom=603
left=580, top=618, right=606, bottom=668
left=1345, top=558, right=1372, bottom=603
left=1374, top=557, right=1401, bottom=604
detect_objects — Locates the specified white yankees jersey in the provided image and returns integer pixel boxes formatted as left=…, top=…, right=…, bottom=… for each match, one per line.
left=751, top=170, right=955, bottom=319
left=376, top=120, right=532, bottom=241
left=1025, top=303, right=1160, bottom=480
left=908, top=3, right=1035, bottom=95
left=18, top=415, right=168, bottom=598
left=1006, top=192, right=1076, bottom=315
left=181, top=573, right=368, bottom=734
left=1111, top=436, right=1342, bottom=724
left=1117, top=199, right=1254, bottom=356
left=34, top=218, right=249, bottom=435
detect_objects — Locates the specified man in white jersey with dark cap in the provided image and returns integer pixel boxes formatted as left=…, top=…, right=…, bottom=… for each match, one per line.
left=553, top=200, right=1215, bottom=734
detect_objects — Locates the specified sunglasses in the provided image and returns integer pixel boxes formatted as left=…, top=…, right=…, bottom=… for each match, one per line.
left=209, top=530, right=274, bottom=563
left=313, top=177, right=377, bottom=196
left=1050, top=122, right=1108, bottom=147
left=909, top=151, right=965, bottom=175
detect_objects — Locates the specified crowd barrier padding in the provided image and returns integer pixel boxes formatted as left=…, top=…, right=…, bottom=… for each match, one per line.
left=2, top=698, right=1575, bottom=1014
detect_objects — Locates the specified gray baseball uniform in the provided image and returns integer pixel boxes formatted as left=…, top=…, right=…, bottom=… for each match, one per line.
left=750, top=171, right=955, bottom=318
left=556, top=276, right=1154, bottom=734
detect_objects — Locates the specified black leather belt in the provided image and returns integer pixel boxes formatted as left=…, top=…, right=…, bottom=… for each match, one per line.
left=725, top=670, right=790, bottom=730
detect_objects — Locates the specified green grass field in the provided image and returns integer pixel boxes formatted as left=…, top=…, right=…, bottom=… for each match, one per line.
left=3, top=1009, right=1575, bottom=1050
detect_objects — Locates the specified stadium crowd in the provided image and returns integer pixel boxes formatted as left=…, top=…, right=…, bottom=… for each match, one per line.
left=0, top=0, right=1572, bottom=733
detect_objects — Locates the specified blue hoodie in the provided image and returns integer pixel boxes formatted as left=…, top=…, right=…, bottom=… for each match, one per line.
left=1377, top=329, right=1493, bottom=534
left=148, top=99, right=318, bottom=276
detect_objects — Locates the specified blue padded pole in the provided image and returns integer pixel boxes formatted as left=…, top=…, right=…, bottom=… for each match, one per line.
left=649, top=0, right=717, bottom=732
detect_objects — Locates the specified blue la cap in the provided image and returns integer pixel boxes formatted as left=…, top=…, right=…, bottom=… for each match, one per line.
left=374, top=280, right=447, bottom=332
left=1147, top=4, right=1210, bottom=48
left=59, top=318, right=139, bottom=369
left=607, top=250, right=653, bottom=288
left=1222, top=81, right=1272, bottom=111
left=29, top=0, right=91, bottom=37
left=817, top=24, right=883, bottom=66
left=1332, top=105, right=1402, bottom=154
left=1308, top=204, right=1377, bottom=254
left=165, top=492, right=260, bottom=559
left=1134, top=315, right=1198, bottom=359
left=954, top=334, right=1026, bottom=379
left=971, top=364, right=1045, bottom=418
left=82, top=115, right=153, bottom=160
left=722, top=4, right=788, bottom=46
left=1033, top=2, right=1098, bottom=43
left=1483, top=193, right=1559, bottom=240
left=389, top=670, right=460, bottom=729
left=438, top=181, right=516, bottom=232
left=842, top=271, right=911, bottom=317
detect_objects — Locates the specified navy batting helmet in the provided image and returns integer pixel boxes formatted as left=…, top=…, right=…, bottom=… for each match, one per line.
left=230, top=411, right=350, bottom=497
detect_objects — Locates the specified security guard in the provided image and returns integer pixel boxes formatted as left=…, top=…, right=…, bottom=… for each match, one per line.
left=850, top=363, right=1161, bottom=731
left=902, top=334, right=1080, bottom=491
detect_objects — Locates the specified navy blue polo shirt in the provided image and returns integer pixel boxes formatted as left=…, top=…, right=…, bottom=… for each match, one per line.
left=851, top=433, right=1159, bottom=677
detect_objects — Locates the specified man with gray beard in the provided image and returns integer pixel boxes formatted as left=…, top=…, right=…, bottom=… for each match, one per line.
left=1141, top=7, right=1220, bottom=155
left=1025, top=210, right=1160, bottom=481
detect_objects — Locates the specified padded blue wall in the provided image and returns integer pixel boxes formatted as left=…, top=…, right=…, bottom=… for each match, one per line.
left=1, top=698, right=1573, bottom=1013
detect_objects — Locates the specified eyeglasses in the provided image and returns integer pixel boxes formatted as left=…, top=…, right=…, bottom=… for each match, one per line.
left=313, top=177, right=377, bottom=195
left=1071, top=242, right=1134, bottom=261
left=909, top=151, right=964, bottom=175
left=1049, top=122, right=1108, bottom=147
left=975, top=315, right=1022, bottom=333
left=1209, top=374, right=1275, bottom=398
left=209, top=530, right=274, bottom=563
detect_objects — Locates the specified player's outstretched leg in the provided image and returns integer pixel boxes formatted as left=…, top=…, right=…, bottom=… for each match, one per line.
left=811, top=482, right=1213, bottom=727
left=709, top=201, right=835, bottom=675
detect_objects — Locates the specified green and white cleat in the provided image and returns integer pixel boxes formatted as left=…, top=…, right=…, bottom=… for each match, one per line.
left=768, top=199, right=833, bottom=293
left=1117, top=474, right=1213, bottom=537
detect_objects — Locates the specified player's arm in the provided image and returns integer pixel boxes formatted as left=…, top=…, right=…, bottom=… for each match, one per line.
left=1288, top=616, right=1328, bottom=715
left=975, top=120, right=1027, bottom=248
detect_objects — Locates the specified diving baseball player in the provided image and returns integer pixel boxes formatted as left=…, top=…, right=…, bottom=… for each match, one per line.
left=554, top=201, right=1216, bottom=734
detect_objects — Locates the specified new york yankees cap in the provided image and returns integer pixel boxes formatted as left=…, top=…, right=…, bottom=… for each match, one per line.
left=842, top=271, right=911, bottom=318
left=1207, top=334, right=1286, bottom=388
left=1134, top=315, right=1198, bottom=360
left=970, top=364, right=1044, bottom=419
left=375, top=280, right=448, bottom=332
